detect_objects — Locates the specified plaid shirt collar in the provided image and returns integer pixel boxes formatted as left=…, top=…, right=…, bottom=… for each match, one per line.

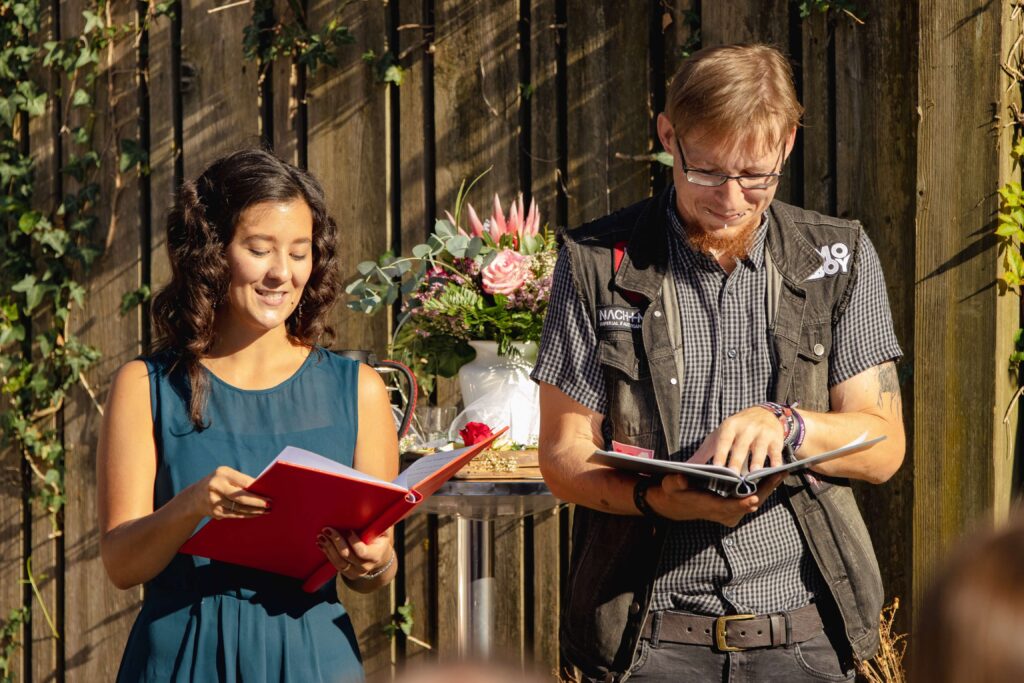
left=665, top=186, right=770, bottom=271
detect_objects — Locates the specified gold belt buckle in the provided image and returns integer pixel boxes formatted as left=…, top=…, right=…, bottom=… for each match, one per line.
left=715, top=614, right=756, bottom=652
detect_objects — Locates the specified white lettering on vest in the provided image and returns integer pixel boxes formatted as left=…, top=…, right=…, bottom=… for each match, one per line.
left=806, top=242, right=851, bottom=281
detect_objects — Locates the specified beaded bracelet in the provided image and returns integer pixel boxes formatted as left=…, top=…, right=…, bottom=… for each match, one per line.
left=757, top=401, right=805, bottom=452
left=355, top=551, right=396, bottom=581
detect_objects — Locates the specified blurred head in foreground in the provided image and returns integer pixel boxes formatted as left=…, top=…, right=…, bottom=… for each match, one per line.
left=910, top=511, right=1024, bottom=683
left=386, top=661, right=550, bottom=683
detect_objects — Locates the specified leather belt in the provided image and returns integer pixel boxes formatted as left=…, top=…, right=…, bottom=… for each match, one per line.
left=640, top=603, right=824, bottom=652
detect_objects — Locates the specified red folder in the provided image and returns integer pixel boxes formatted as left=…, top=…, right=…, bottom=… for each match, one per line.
left=179, top=428, right=505, bottom=592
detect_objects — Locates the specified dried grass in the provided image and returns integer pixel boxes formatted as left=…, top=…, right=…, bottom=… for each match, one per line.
left=858, top=599, right=908, bottom=683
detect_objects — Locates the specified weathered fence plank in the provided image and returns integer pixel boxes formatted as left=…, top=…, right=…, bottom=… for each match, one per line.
left=433, top=0, right=521, bottom=207
left=530, top=505, right=561, bottom=677
left=799, top=11, right=833, bottom=215
left=146, top=3, right=177, bottom=314
left=306, top=2, right=396, bottom=677
left=565, top=0, right=651, bottom=226
left=434, top=514, right=459, bottom=660
left=25, top=3, right=62, bottom=679
left=307, top=0, right=390, bottom=357
left=833, top=0, right=917, bottom=628
left=431, top=0, right=527, bottom=663
left=62, top=0, right=145, bottom=678
left=700, top=0, right=794, bottom=205
left=996, top=0, right=1024, bottom=519
left=0, top=412, right=24, bottom=683
left=912, top=0, right=1012, bottom=618
left=395, top=0, right=438, bottom=669
left=527, top=5, right=565, bottom=667
left=529, top=0, right=562, bottom=225
left=180, top=1, right=260, bottom=178
left=271, top=0, right=301, bottom=166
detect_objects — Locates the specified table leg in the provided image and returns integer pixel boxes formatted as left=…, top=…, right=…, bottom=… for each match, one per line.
left=456, top=516, right=495, bottom=658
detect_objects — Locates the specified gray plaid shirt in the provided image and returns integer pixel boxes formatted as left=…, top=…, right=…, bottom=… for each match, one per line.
left=532, top=192, right=902, bottom=615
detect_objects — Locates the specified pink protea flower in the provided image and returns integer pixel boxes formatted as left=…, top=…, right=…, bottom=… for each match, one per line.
left=462, top=193, right=541, bottom=246
left=481, top=249, right=530, bottom=295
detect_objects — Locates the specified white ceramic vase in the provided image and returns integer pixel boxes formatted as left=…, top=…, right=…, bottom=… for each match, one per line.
left=454, top=340, right=540, bottom=446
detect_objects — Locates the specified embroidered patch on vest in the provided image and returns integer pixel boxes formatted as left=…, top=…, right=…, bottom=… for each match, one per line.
left=597, top=305, right=643, bottom=331
left=806, top=242, right=851, bottom=280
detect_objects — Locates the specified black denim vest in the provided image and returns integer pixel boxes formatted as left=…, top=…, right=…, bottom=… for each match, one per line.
left=559, top=189, right=883, bottom=681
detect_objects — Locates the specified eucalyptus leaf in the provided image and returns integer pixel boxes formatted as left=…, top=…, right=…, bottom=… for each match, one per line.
left=465, top=236, right=484, bottom=260
left=412, top=244, right=433, bottom=259
left=356, top=260, right=377, bottom=276
left=447, top=234, right=470, bottom=257
left=434, top=219, right=456, bottom=238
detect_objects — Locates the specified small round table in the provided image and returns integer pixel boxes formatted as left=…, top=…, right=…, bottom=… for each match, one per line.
left=417, top=479, right=558, bottom=659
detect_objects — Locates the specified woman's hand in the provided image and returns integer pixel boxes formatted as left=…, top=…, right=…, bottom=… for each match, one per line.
left=186, top=466, right=272, bottom=520
left=317, top=528, right=393, bottom=579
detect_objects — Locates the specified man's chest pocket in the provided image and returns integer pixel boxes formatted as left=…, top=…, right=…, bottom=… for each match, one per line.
left=598, top=336, right=660, bottom=438
left=791, top=321, right=832, bottom=412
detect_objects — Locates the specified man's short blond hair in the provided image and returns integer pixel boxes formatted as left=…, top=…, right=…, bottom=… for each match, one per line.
left=665, top=43, right=803, bottom=156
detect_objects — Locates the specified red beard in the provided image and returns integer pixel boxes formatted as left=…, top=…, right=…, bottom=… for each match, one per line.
left=682, top=218, right=758, bottom=262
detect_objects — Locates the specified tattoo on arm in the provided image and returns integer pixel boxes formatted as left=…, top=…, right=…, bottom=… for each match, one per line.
left=875, top=363, right=901, bottom=412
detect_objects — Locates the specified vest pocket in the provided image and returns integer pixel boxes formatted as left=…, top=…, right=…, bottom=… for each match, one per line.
left=792, top=322, right=832, bottom=411
left=598, top=338, right=659, bottom=437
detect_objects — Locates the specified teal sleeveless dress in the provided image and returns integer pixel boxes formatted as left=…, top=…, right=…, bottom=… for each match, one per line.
left=116, top=348, right=365, bottom=683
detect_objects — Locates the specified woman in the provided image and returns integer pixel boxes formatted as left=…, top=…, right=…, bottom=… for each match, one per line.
left=97, top=148, right=397, bottom=682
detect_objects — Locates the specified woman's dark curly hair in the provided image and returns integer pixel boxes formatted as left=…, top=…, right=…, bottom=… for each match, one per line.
left=152, top=148, right=340, bottom=429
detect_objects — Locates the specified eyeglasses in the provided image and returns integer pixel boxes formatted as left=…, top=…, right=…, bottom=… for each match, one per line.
left=674, top=137, right=785, bottom=190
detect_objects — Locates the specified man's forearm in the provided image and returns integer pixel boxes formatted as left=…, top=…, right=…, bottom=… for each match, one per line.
left=796, top=409, right=904, bottom=483
left=539, top=443, right=642, bottom=515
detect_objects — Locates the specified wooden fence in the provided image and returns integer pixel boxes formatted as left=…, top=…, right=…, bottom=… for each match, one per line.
left=1, top=0, right=1020, bottom=680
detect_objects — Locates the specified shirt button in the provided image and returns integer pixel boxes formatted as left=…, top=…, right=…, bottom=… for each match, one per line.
left=669, top=377, right=678, bottom=385
left=724, top=538, right=734, bottom=546
left=727, top=348, right=737, bottom=359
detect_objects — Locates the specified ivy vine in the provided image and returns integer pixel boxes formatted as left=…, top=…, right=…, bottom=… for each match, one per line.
left=0, top=0, right=148, bottom=677
left=243, top=0, right=356, bottom=78
left=997, top=9, right=1024, bottom=421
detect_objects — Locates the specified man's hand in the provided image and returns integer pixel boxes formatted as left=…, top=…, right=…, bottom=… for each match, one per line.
left=691, top=406, right=785, bottom=473
left=649, top=473, right=784, bottom=527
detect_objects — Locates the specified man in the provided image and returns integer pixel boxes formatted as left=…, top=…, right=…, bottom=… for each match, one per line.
left=532, top=44, right=905, bottom=682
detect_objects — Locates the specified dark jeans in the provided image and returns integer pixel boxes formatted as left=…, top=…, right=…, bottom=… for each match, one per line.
left=620, top=611, right=856, bottom=682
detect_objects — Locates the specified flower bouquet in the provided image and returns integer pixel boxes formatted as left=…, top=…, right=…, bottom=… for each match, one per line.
left=346, top=174, right=557, bottom=399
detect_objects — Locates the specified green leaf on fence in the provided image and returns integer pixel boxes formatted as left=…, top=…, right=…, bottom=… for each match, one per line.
left=119, top=138, right=149, bottom=173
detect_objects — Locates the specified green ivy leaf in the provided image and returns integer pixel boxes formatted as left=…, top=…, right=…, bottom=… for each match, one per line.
left=71, top=88, right=91, bottom=108
left=119, top=138, right=149, bottom=173
left=119, top=285, right=151, bottom=316
left=381, top=64, right=404, bottom=86
left=0, top=324, right=26, bottom=346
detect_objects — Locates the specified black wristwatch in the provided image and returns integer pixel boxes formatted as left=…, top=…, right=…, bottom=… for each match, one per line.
left=633, top=476, right=667, bottom=520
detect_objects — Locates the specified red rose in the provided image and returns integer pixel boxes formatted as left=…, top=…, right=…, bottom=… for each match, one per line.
left=459, top=421, right=494, bottom=446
